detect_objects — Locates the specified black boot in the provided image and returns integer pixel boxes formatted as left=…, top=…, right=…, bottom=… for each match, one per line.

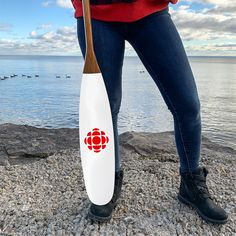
left=87, top=169, right=124, bottom=222
left=178, top=167, right=228, bottom=224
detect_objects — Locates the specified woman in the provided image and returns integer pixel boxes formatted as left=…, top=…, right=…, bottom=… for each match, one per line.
left=71, top=0, right=228, bottom=224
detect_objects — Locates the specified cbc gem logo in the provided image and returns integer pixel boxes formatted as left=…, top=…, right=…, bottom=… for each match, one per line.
left=84, top=128, right=109, bottom=153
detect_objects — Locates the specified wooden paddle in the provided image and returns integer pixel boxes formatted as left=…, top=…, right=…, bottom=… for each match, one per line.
left=79, top=0, right=115, bottom=205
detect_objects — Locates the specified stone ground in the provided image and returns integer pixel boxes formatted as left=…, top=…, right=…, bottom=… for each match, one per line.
left=0, top=123, right=235, bottom=235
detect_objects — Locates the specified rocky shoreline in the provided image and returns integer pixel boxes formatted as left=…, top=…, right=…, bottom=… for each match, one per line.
left=0, top=123, right=235, bottom=235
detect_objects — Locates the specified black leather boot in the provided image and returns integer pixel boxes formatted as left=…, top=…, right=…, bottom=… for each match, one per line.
left=87, top=169, right=124, bottom=222
left=178, top=167, right=228, bottom=224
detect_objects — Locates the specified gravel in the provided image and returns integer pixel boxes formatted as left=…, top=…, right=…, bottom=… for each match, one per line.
left=0, top=125, right=235, bottom=235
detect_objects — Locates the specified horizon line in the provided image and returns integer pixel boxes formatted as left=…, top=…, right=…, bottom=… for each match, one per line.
left=0, top=55, right=236, bottom=58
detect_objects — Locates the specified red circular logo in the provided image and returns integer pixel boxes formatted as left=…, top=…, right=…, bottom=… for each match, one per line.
left=84, top=128, right=109, bottom=153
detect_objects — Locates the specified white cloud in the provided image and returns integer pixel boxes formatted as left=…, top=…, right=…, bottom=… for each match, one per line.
left=29, top=26, right=76, bottom=41
left=183, top=0, right=236, bottom=13
left=56, top=26, right=76, bottom=35
left=185, top=43, right=236, bottom=56
left=178, top=5, right=190, bottom=10
left=42, top=0, right=73, bottom=8
left=170, top=3, right=236, bottom=44
left=184, top=0, right=231, bottom=5
left=56, top=0, right=73, bottom=8
left=42, top=1, right=53, bottom=7
left=0, top=25, right=79, bottom=55
left=167, top=1, right=236, bottom=56
left=200, top=0, right=231, bottom=6
left=37, top=24, right=52, bottom=30
left=30, top=31, right=37, bottom=37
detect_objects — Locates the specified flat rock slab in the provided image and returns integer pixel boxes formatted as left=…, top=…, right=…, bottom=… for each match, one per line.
left=1, top=123, right=234, bottom=166
left=0, top=123, right=235, bottom=235
left=0, top=123, right=80, bottom=165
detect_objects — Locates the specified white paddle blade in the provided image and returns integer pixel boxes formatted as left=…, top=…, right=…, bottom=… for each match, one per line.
left=79, top=72, right=115, bottom=205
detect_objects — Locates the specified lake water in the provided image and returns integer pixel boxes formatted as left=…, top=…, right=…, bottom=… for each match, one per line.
left=0, top=55, right=235, bottom=150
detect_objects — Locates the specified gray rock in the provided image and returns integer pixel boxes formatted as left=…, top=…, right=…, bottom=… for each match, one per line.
left=119, top=130, right=176, bottom=158
left=0, top=145, right=9, bottom=166
left=0, top=123, right=80, bottom=165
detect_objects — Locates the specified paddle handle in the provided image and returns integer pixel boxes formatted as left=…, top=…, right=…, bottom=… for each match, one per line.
left=82, top=0, right=100, bottom=73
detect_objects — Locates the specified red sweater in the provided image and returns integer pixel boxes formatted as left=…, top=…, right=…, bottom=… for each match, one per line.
left=71, top=0, right=178, bottom=22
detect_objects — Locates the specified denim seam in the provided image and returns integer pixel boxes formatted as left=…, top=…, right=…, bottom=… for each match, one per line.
left=128, top=42, right=191, bottom=172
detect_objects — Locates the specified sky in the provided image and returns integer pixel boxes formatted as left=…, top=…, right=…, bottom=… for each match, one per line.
left=0, top=0, right=235, bottom=56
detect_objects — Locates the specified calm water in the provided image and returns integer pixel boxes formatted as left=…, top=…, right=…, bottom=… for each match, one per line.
left=0, top=55, right=235, bottom=150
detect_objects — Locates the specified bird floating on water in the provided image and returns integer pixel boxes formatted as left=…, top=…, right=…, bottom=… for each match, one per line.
left=139, top=70, right=145, bottom=73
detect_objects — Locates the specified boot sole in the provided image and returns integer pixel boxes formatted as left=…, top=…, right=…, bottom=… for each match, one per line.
left=87, top=210, right=112, bottom=223
left=87, top=202, right=118, bottom=223
left=178, top=194, right=228, bottom=224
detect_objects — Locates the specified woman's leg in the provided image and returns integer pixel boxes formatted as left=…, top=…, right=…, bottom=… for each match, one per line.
left=125, top=7, right=201, bottom=173
left=125, top=9, right=228, bottom=223
left=77, top=17, right=125, bottom=172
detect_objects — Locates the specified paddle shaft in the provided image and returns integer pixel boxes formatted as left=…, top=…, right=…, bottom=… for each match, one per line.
left=82, top=0, right=100, bottom=73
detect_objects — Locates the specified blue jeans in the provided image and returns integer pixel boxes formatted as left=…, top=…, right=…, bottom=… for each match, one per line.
left=77, top=7, right=202, bottom=173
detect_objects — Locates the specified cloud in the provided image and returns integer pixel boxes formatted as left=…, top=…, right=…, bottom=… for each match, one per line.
left=196, top=0, right=231, bottom=7
left=56, top=26, right=76, bottom=36
left=37, top=24, right=52, bottom=30
left=42, top=0, right=73, bottom=9
left=0, top=23, right=13, bottom=32
left=166, top=2, right=236, bottom=55
left=30, top=31, right=38, bottom=37
left=170, top=4, right=236, bottom=42
left=183, top=0, right=230, bottom=6
left=0, top=25, right=79, bottom=55
left=56, top=0, right=73, bottom=8
left=42, top=1, right=53, bottom=7
left=183, top=0, right=236, bottom=13
left=185, top=43, right=236, bottom=56
left=29, top=26, right=76, bottom=41
left=214, top=43, right=236, bottom=48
